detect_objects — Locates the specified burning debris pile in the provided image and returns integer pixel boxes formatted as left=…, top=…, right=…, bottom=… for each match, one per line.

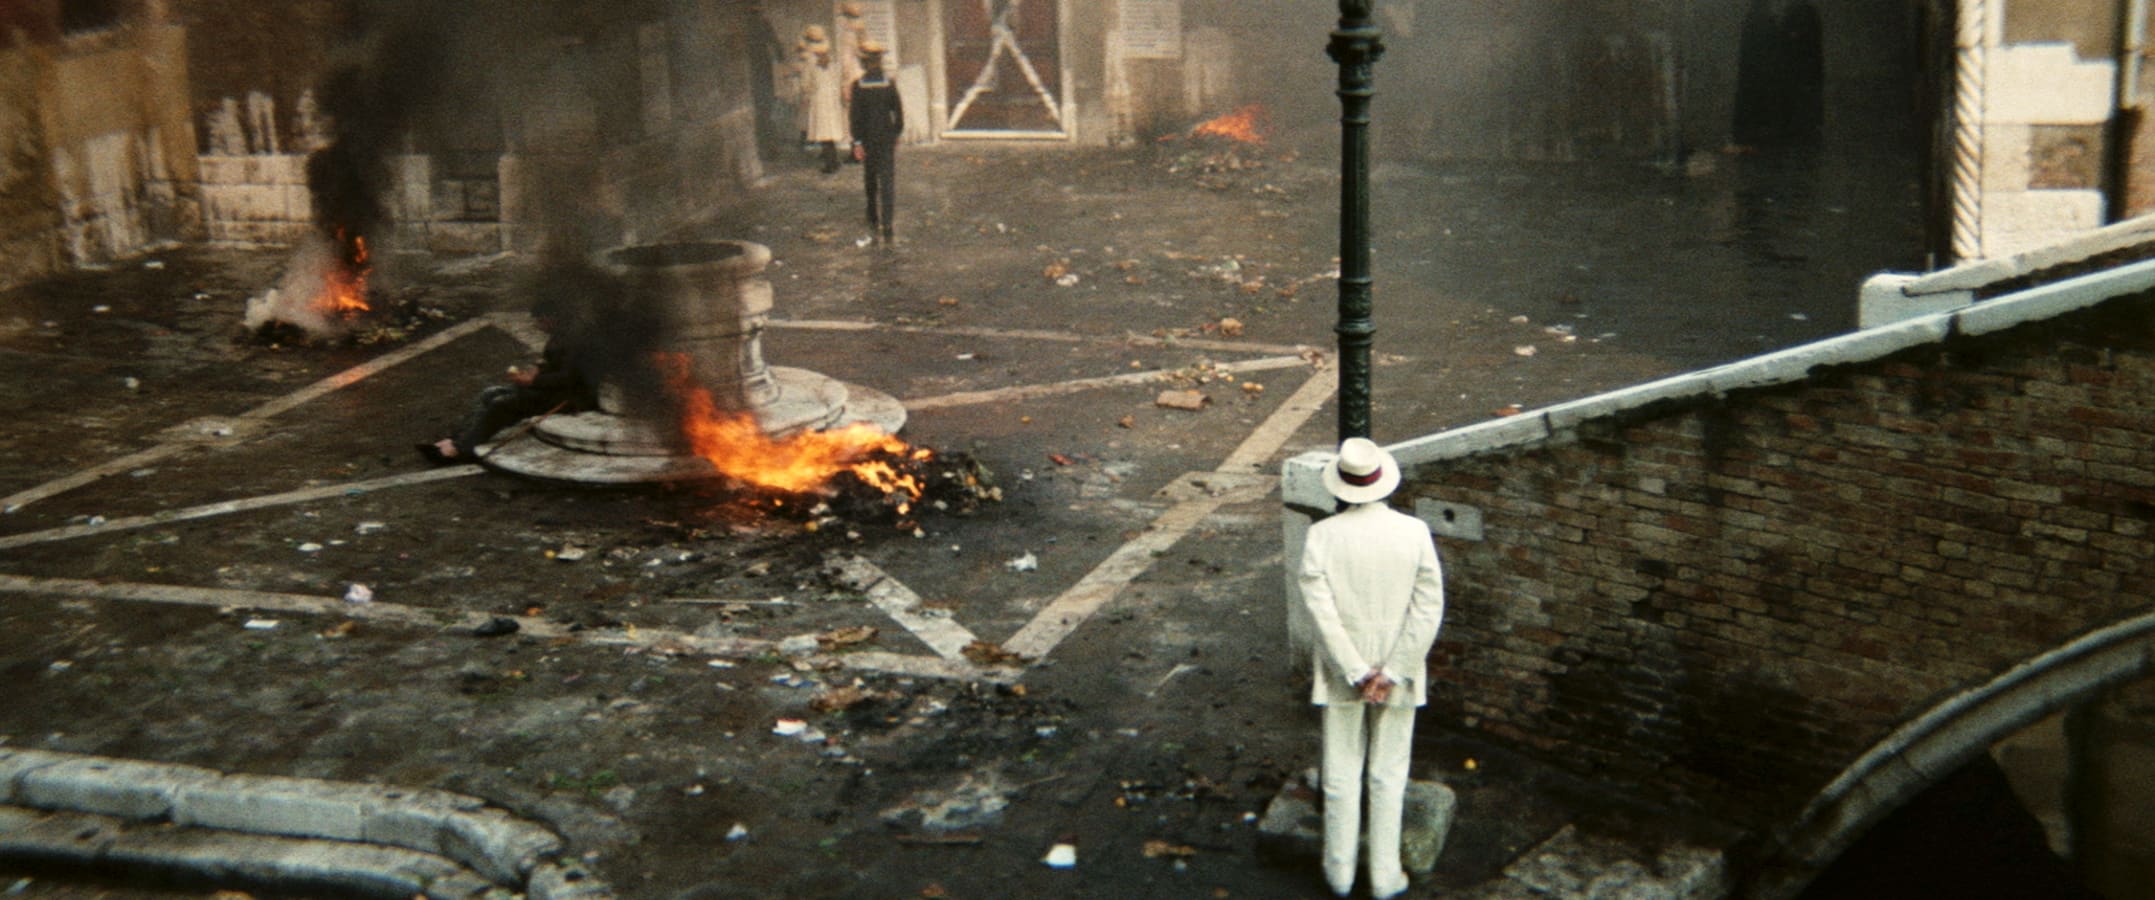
left=1160, top=105, right=1280, bottom=183
left=741, top=448, right=1000, bottom=535
left=241, top=231, right=450, bottom=346
left=244, top=2, right=451, bottom=344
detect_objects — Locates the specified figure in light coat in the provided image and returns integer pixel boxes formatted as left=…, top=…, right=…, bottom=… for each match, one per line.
left=1298, top=437, right=1445, bottom=899
left=799, top=26, right=846, bottom=173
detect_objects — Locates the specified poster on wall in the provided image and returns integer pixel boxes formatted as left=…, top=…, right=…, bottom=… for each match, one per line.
left=1120, top=0, right=1181, bottom=59
left=839, top=0, right=901, bottom=64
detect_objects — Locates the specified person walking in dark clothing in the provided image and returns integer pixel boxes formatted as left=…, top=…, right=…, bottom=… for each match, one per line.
left=849, top=41, right=903, bottom=243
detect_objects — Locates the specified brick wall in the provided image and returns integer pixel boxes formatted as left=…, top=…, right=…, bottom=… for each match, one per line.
left=1407, top=292, right=2155, bottom=825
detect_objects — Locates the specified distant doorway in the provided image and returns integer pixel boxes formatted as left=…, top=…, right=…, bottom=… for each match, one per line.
left=942, top=0, right=1065, bottom=137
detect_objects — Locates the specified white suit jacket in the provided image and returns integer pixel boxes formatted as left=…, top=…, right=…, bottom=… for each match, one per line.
left=1298, top=501, right=1446, bottom=708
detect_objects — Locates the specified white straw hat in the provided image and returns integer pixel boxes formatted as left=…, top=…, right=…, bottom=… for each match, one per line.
left=1321, top=437, right=1400, bottom=504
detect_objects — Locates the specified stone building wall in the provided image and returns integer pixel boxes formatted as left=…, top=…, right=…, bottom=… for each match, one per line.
left=1384, top=292, right=2155, bottom=824
left=0, top=42, right=59, bottom=290
left=0, top=13, right=201, bottom=288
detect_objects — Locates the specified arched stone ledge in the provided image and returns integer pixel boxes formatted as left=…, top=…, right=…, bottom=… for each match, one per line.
left=1745, top=613, right=2155, bottom=899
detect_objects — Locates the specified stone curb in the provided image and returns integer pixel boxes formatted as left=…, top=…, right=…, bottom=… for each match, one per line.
left=0, top=806, right=500, bottom=898
left=0, top=748, right=612, bottom=898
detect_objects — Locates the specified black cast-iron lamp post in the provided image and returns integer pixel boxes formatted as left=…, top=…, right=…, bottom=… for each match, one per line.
left=1327, top=1, right=1383, bottom=442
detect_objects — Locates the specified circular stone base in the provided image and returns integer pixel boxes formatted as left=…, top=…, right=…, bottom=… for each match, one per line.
left=478, top=378, right=908, bottom=485
left=538, top=368, right=850, bottom=455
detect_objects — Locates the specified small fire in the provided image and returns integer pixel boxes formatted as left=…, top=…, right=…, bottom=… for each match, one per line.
left=1192, top=105, right=1266, bottom=144
left=659, top=354, right=932, bottom=507
left=242, top=228, right=375, bottom=339
left=322, top=228, right=371, bottom=317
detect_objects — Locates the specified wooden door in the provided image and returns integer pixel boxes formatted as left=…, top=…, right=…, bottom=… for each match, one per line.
left=943, top=0, right=1064, bottom=136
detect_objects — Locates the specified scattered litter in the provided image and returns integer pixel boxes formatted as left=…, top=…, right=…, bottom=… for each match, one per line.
left=961, top=640, right=1030, bottom=667
left=725, top=822, right=749, bottom=841
left=354, top=521, right=387, bottom=535
left=1042, top=843, right=1078, bottom=869
left=92, top=305, right=111, bottom=314
left=297, top=542, right=323, bottom=553
left=320, top=620, right=359, bottom=639
left=342, top=583, right=374, bottom=604
left=1513, top=345, right=1538, bottom=357
left=1493, top=404, right=1523, bottom=418
left=818, top=625, right=879, bottom=648
left=471, top=617, right=520, bottom=638
left=1789, top=312, right=1810, bottom=321
left=956, top=352, right=976, bottom=360
left=242, top=619, right=280, bottom=631
left=1049, top=453, right=1075, bottom=466
left=553, top=546, right=588, bottom=562
left=1055, top=273, right=1081, bottom=287
left=47, top=660, right=72, bottom=673
left=938, top=296, right=961, bottom=306
left=123, top=377, right=139, bottom=391
left=1043, top=259, right=1070, bottom=280
left=1508, top=314, right=1530, bottom=324
left=143, top=260, right=165, bottom=270
left=1155, top=389, right=1208, bottom=411
left=855, top=236, right=874, bottom=248
left=706, top=659, right=737, bottom=669
left=772, top=718, right=827, bottom=742
left=1117, top=415, right=1135, bottom=429
left=812, top=684, right=892, bottom=712
left=1464, top=757, right=1479, bottom=771
left=1143, top=840, right=1198, bottom=859
left=1005, top=552, right=1039, bottom=573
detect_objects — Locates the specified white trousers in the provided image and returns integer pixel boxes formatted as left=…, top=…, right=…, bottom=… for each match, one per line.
left=1321, top=701, right=1415, bottom=898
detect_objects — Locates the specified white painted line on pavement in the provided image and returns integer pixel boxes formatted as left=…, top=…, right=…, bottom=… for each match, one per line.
left=770, top=318, right=1312, bottom=356
left=0, top=573, right=773, bottom=658
left=1, top=317, right=496, bottom=515
left=1, top=444, right=198, bottom=517
left=1221, top=362, right=1337, bottom=474
left=238, top=317, right=498, bottom=420
left=0, top=467, right=483, bottom=551
left=825, top=555, right=981, bottom=661
left=840, top=651, right=1015, bottom=683
left=998, top=363, right=1333, bottom=662
left=905, top=355, right=1311, bottom=411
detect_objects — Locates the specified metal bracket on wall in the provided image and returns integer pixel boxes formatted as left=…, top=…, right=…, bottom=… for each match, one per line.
left=1414, top=497, right=1483, bottom=542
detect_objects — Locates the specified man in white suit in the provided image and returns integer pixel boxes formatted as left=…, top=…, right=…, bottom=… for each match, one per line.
left=1299, top=437, right=1446, bottom=898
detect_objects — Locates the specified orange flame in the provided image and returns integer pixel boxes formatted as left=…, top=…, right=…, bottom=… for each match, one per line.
left=659, top=354, right=930, bottom=503
left=319, top=229, right=370, bottom=317
left=1193, top=105, right=1266, bottom=144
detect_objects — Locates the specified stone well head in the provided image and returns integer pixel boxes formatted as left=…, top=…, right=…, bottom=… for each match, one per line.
left=480, top=239, right=906, bottom=484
